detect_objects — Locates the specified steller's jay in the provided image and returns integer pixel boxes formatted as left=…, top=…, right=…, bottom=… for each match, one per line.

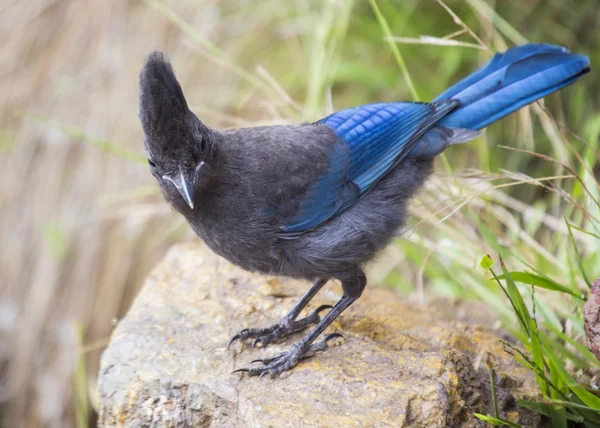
left=139, top=44, right=589, bottom=377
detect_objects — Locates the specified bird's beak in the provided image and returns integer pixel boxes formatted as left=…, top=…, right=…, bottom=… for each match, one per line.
left=163, top=167, right=195, bottom=209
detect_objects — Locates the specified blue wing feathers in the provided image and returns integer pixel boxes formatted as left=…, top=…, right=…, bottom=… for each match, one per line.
left=351, top=101, right=458, bottom=192
left=279, top=43, right=589, bottom=235
left=281, top=101, right=458, bottom=233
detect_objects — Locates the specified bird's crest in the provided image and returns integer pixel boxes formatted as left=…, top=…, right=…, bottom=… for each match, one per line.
left=139, top=52, right=189, bottom=132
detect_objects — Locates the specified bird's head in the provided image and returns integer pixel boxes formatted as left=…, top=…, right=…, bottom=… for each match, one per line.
left=138, top=52, right=214, bottom=210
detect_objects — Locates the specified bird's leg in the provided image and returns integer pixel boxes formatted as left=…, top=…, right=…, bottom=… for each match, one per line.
left=233, top=268, right=366, bottom=377
left=228, top=278, right=330, bottom=349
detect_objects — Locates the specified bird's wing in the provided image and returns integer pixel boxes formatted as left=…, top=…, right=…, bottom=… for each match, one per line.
left=279, top=100, right=458, bottom=235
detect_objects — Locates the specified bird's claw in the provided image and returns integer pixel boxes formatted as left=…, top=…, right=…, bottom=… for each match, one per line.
left=232, top=333, right=344, bottom=378
left=227, top=304, right=333, bottom=350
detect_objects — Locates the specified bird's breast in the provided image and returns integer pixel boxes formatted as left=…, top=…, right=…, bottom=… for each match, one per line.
left=186, top=203, right=283, bottom=275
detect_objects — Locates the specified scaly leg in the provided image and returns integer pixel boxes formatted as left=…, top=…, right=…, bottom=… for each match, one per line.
left=233, top=268, right=366, bottom=377
left=228, top=278, right=330, bottom=349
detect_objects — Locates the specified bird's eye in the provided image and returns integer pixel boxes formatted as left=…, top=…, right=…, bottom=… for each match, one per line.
left=148, top=159, right=157, bottom=168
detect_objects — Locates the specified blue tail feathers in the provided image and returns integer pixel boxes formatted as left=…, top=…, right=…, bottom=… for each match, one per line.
left=408, top=44, right=589, bottom=159
left=434, top=43, right=590, bottom=130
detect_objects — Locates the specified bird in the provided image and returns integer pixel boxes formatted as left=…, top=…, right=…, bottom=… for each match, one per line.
left=138, top=44, right=590, bottom=377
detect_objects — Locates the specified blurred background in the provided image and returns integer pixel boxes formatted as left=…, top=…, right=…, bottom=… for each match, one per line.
left=0, top=0, right=598, bottom=426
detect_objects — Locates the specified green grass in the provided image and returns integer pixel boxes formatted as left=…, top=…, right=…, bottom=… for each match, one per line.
left=483, top=255, right=600, bottom=426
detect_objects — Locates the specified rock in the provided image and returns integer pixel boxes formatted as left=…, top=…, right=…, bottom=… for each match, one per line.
left=98, top=243, right=540, bottom=427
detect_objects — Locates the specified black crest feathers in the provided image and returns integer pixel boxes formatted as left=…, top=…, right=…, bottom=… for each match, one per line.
left=139, top=52, right=189, bottom=127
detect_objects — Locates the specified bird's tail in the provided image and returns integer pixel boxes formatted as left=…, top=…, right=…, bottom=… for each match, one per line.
left=435, top=43, right=590, bottom=130
left=408, top=44, right=589, bottom=159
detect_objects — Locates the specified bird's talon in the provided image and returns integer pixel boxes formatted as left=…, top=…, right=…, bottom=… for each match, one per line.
left=227, top=334, right=242, bottom=349
left=324, top=332, right=344, bottom=343
left=228, top=305, right=330, bottom=351
left=314, top=304, right=334, bottom=315
left=232, top=336, right=339, bottom=377
left=302, top=304, right=334, bottom=324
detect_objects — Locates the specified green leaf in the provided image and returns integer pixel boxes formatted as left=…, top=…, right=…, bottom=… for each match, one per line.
left=518, top=401, right=580, bottom=424
left=542, top=334, right=593, bottom=369
left=565, top=218, right=592, bottom=288
left=565, top=221, right=600, bottom=242
left=528, top=317, right=547, bottom=396
left=499, top=258, right=532, bottom=336
left=545, top=323, right=600, bottom=368
left=549, top=403, right=568, bottom=428
left=473, top=413, right=521, bottom=427
left=495, top=272, right=583, bottom=299
left=545, top=343, right=600, bottom=410
left=489, top=365, right=499, bottom=418
left=544, top=399, right=600, bottom=413
left=480, top=254, right=494, bottom=269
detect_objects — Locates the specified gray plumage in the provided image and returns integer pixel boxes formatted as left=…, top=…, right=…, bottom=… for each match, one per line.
left=139, top=45, right=589, bottom=377
left=176, top=126, right=430, bottom=280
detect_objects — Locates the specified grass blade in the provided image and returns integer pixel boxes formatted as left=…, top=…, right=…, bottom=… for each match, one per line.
left=495, top=271, right=583, bottom=300
left=518, top=401, right=581, bottom=424
left=473, top=413, right=520, bottom=427
left=565, top=218, right=592, bottom=288
left=497, top=258, right=531, bottom=335
left=465, top=0, right=528, bottom=45
left=545, top=344, right=600, bottom=410
left=368, top=0, right=419, bottom=101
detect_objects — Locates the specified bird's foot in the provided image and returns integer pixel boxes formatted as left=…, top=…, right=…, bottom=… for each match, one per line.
left=228, top=304, right=332, bottom=349
left=233, top=333, right=343, bottom=378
